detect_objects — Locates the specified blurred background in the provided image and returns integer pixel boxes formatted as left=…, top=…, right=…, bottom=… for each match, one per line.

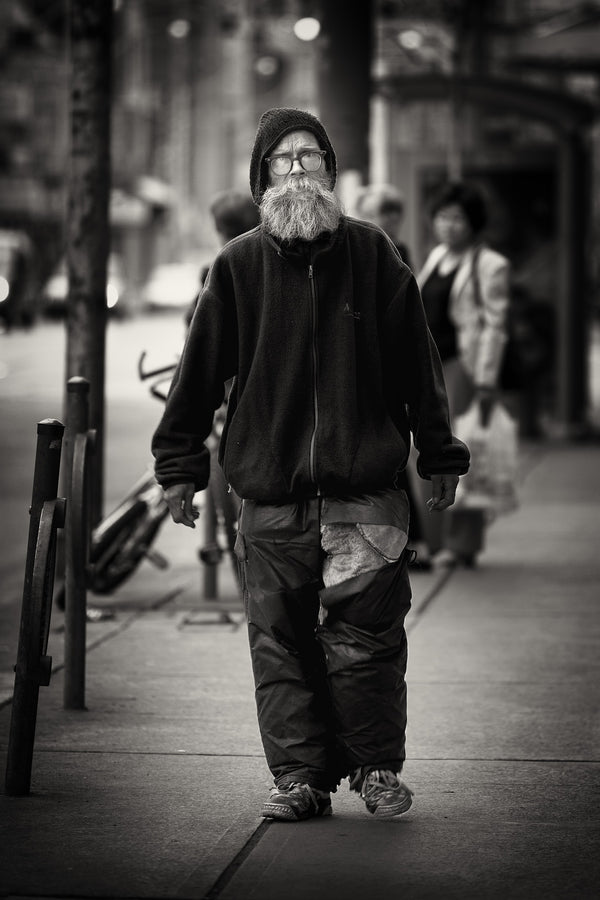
left=1, top=0, right=600, bottom=436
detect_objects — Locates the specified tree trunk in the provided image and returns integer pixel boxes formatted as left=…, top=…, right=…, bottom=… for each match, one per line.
left=66, top=0, right=112, bottom=523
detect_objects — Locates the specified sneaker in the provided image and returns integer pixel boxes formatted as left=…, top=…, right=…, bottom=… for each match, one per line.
left=359, top=769, right=413, bottom=819
left=261, top=782, right=332, bottom=822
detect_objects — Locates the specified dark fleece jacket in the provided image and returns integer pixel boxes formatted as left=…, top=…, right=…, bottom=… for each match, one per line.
left=152, top=217, right=469, bottom=502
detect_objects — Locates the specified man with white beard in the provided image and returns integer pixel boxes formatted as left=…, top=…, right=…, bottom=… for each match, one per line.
left=152, top=108, right=469, bottom=822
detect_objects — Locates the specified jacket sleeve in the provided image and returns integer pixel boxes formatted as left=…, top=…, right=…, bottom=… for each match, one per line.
left=384, top=271, right=470, bottom=479
left=473, top=250, right=510, bottom=387
left=151, top=264, right=237, bottom=491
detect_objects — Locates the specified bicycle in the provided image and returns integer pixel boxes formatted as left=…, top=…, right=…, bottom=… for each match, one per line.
left=87, top=352, right=240, bottom=601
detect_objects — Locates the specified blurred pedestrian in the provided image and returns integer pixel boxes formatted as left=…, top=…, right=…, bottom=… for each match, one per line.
left=186, top=190, right=260, bottom=580
left=185, top=189, right=260, bottom=326
left=416, top=181, right=510, bottom=567
left=354, top=183, right=431, bottom=568
left=153, top=108, right=469, bottom=822
left=354, top=183, right=412, bottom=269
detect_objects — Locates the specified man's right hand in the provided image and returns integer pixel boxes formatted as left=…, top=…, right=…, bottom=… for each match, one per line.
left=164, top=483, right=199, bottom=528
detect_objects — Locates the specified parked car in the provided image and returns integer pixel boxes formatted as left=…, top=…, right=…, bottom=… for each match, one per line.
left=141, top=262, right=203, bottom=311
left=0, top=230, right=36, bottom=329
left=42, top=254, right=127, bottom=317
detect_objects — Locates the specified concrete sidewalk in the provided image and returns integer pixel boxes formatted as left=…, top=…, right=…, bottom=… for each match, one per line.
left=1, top=441, right=599, bottom=900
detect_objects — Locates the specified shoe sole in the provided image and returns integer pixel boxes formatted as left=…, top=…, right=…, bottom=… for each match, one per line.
left=261, top=802, right=333, bottom=821
left=369, top=796, right=413, bottom=818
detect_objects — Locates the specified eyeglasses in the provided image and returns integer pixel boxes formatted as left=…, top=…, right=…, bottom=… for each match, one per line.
left=265, top=150, right=327, bottom=177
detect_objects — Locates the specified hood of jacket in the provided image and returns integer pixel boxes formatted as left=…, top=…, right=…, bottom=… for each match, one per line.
left=249, top=106, right=337, bottom=204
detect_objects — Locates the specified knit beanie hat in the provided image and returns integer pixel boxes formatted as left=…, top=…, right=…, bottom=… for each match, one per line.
left=249, top=107, right=337, bottom=204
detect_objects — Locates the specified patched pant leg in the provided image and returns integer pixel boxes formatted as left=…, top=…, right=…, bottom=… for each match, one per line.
left=236, top=499, right=341, bottom=791
left=317, top=499, right=412, bottom=776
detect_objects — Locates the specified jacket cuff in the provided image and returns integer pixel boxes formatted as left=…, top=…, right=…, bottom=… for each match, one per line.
left=416, top=439, right=470, bottom=479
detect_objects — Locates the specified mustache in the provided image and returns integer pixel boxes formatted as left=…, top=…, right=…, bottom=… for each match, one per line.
left=266, top=173, right=331, bottom=199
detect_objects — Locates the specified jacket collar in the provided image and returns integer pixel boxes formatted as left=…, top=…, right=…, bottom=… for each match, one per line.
left=263, top=216, right=348, bottom=264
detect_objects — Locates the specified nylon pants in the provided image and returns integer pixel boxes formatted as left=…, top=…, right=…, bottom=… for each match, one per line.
left=234, top=491, right=412, bottom=793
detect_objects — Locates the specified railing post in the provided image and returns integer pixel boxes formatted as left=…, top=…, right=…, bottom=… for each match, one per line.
left=5, top=419, right=64, bottom=796
left=202, top=483, right=219, bottom=602
left=63, top=377, right=90, bottom=709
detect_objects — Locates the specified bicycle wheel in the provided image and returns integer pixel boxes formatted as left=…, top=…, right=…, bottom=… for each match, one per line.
left=91, top=491, right=149, bottom=557
left=89, top=502, right=168, bottom=594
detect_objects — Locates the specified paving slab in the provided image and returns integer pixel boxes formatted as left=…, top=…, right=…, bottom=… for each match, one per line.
left=0, top=518, right=243, bottom=707
left=409, top=603, right=600, bottom=680
left=0, top=753, right=268, bottom=899
left=219, top=760, right=600, bottom=900
left=0, top=613, right=268, bottom=899
left=407, top=680, right=600, bottom=760
left=2, top=616, right=263, bottom=760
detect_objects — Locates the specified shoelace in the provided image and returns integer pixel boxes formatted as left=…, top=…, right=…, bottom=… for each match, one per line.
left=361, top=769, right=402, bottom=800
left=272, top=782, right=325, bottom=813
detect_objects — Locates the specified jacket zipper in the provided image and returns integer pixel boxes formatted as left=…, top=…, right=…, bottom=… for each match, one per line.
left=308, top=263, right=320, bottom=493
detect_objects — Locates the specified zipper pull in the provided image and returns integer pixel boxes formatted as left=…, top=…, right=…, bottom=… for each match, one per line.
left=308, top=264, right=313, bottom=279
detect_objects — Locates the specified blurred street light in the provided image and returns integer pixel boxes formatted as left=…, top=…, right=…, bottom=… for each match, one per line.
left=397, top=29, right=423, bottom=50
left=168, top=19, right=190, bottom=39
left=294, top=17, right=321, bottom=42
left=255, top=54, right=280, bottom=78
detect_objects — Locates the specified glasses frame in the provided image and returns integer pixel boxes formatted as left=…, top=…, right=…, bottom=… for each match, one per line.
left=265, top=150, right=327, bottom=176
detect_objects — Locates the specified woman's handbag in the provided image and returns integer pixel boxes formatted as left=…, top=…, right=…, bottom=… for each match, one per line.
left=453, top=400, right=519, bottom=516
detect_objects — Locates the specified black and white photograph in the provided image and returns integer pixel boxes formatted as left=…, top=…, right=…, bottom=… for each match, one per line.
left=1, top=2, right=599, bottom=898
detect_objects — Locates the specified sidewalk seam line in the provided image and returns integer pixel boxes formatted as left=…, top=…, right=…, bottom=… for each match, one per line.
left=198, top=820, right=271, bottom=900
left=407, top=567, right=456, bottom=633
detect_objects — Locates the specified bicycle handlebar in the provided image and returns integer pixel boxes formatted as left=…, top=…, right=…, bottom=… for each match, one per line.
left=138, top=351, right=178, bottom=382
left=138, top=351, right=178, bottom=402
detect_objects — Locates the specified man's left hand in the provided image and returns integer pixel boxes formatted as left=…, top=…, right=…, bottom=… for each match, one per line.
left=427, top=473, right=459, bottom=511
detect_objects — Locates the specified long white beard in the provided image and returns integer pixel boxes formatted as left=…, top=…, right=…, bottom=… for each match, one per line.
left=260, top=175, right=343, bottom=242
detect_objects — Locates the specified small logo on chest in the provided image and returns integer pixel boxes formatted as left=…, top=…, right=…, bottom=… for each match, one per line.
left=343, top=302, right=361, bottom=320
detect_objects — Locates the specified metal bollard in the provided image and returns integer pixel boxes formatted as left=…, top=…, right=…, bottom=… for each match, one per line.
left=200, top=482, right=221, bottom=602
left=5, top=419, right=64, bottom=796
left=63, top=377, right=90, bottom=710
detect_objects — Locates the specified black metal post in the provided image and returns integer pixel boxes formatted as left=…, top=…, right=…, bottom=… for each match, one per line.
left=5, top=419, right=64, bottom=796
left=202, top=483, right=219, bottom=602
left=64, top=377, right=89, bottom=709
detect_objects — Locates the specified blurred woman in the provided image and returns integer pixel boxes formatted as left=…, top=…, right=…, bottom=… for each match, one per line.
left=186, top=190, right=260, bottom=326
left=417, top=182, right=510, bottom=567
left=354, top=183, right=412, bottom=270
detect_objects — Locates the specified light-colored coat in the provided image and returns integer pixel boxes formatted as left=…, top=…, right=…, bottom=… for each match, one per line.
left=417, top=243, right=510, bottom=388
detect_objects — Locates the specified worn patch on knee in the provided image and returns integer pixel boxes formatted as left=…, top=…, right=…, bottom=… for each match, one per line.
left=356, top=524, right=407, bottom=562
left=320, top=523, right=407, bottom=588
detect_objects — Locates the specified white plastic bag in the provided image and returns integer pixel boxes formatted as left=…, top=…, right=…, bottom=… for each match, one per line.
left=454, top=401, right=519, bottom=515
